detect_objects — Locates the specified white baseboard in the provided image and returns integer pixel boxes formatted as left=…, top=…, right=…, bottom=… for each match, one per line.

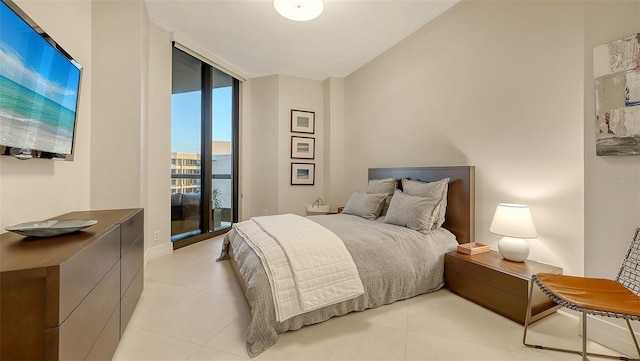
left=587, top=315, right=640, bottom=357
left=144, top=242, right=173, bottom=266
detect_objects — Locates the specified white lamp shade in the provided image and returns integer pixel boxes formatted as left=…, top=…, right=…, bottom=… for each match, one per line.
left=489, top=203, right=537, bottom=239
left=274, top=0, right=324, bottom=21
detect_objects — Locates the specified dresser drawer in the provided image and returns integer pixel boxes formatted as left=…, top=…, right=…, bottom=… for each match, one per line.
left=121, top=234, right=144, bottom=296
left=445, top=253, right=527, bottom=296
left=58, top=260, right=120, bottom=361
left=445, top=251, right=562, bottom=324
left=121, top=265, right=143, bottom=336
left=58, top=226, right=120, bottom=326
left=85, top=302, right=120, bottom=361
left=446, top=269, right=528, bottom=322
left=121, top=210, right=143, bottom=256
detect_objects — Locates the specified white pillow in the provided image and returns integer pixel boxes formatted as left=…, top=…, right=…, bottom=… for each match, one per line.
left=342, top=192, right=388, bottom=220
left=383, top=190, right=441, bottom=234
left=401, top=178, right=449, bottom=229
left=367, top=178, right=396, bottom=216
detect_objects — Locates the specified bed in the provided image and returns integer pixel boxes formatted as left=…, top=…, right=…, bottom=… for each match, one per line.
left=219, top=166, right=475, bottom=357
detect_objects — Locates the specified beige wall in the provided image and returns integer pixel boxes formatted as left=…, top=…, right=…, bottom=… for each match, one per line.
left=0, top=0, right=92, bottom=229
left=90, top=0, right=146, bottom=209
left=343, top=0, right=586, bottom=275
left=583, top=1, right=640, bottom=354
left=245, top=75, right=325, bottom=217
left=278, top=75, right=325, bottom=214
left=323, top=77, right=346, bottom=213
left=145, top=22, right=172, bottom=253
left=245, top=76, right=280, bottom=218
left=584, top=1, right=640, bottom=279
left=90, top=2, right=174, bottom=257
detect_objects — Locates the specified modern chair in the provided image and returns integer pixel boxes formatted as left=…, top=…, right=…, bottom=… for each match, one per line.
left=523, top=228, right=640, bottom=361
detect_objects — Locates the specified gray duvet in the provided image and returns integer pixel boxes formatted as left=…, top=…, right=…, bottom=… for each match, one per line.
left=218, top=214, right=458, bottom=357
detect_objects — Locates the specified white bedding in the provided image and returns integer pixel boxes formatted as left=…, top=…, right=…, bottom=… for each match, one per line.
left=232, top=214, right=364, bottom=321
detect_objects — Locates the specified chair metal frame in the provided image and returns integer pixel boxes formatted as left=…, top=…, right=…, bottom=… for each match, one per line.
left=523, top=228, right=640, bottom=361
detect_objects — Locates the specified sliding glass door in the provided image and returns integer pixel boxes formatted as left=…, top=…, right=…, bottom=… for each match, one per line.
left=171, top=47, right=239, bottom=248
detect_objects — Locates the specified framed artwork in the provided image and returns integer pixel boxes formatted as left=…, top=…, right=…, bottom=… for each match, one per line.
left=291, top=109, right=315, bottom=134
left=291, top=136, right=315, bottom=159
left=593, top=33, right=640, bottom=156
left=291, top=163, right=315, bottom=185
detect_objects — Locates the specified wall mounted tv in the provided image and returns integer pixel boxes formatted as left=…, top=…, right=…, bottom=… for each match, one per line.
left=0, top=0, right=82, bottom=160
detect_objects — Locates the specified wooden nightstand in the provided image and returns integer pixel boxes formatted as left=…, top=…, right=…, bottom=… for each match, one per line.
left=445, top=250, right=562, bottom=324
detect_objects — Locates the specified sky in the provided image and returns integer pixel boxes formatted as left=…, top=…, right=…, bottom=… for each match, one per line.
left=0, top=1, right=81, bottom=111
left=171, top=87, right=233, bottom=154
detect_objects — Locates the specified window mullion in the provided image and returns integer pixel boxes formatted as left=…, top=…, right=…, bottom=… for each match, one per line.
left=201, top=65, right=213, bottom=232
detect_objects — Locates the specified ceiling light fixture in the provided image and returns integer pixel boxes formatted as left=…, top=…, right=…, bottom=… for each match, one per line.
left=274, top=0, right=324, bottom=22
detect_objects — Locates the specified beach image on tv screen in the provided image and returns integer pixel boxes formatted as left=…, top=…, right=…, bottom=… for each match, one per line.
left=0, top=1, right=81, bottom=155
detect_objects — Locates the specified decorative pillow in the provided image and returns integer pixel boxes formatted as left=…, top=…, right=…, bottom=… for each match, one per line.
left=368, top=178, right=397, bottom=216
left=342, top=192, right=388, bottom=220
left=383, top=190, right=441, bottom=234
left=401, top=178, right=449, bottom=229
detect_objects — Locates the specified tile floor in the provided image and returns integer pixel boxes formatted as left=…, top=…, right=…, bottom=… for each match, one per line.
left=113, top=235, right=626, bottom=361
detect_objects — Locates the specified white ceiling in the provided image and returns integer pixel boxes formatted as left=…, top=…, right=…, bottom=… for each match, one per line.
left=145, top=0, right=458, bottom=80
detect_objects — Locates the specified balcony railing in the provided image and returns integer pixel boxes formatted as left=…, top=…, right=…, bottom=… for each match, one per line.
left=170, top=173, right=233, bottom=237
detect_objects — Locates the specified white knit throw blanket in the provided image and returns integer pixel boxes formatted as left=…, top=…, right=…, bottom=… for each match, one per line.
left=233, top=214, right=364, bottom=321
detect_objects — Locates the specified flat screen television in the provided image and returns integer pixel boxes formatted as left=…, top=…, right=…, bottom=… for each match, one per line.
left=0, top=0, right=82, bottom=160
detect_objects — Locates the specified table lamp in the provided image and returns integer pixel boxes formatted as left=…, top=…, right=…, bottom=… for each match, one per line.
left=489, top=203, right=537, bottom=262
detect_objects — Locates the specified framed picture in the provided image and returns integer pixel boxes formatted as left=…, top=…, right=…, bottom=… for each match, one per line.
left=291, top=136, right=315, bottom=159
left=291, top=163, right=315, bottom=185
left=291, top=109, right=315, bottom=134
left=593, top=33, right=640, bottom=156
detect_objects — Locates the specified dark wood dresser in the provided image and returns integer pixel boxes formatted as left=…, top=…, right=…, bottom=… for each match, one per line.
left=445, top=250, right=562, bottom=324
left=0, top=208, right=144, bottom=360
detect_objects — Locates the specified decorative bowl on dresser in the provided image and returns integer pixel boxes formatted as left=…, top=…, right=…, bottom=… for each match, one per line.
left=0, top=208, right=144, bottom=361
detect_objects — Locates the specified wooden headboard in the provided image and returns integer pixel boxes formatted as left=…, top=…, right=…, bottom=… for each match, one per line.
left=368, top=166, right=475, bottom=244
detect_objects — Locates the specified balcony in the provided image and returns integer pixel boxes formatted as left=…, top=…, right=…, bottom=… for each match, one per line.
left=170, top=173, right=232, bottom=240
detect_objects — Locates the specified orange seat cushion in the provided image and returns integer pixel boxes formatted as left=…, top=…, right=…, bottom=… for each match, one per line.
left=536, top=273, right=640, bottom=317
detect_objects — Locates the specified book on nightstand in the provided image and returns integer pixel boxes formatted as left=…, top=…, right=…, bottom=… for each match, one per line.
left=456, top=242, right=490, bottom=255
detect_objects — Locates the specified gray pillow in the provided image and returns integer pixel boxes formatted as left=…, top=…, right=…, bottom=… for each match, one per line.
left=368, top=178, right=396, bottom=216
left=401, top=178, right=449, bottom=229
left=383, top=190, right=441, bottom=234
left=342, top=192, right=388, bottom=220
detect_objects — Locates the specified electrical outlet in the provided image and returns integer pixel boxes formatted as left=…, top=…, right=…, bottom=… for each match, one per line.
left=154, top=230, right=159, bottom=241
left=263, top=209, right=267, bottom=216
